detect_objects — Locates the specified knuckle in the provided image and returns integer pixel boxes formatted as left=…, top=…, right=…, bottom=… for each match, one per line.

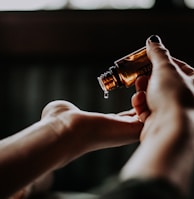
left=154, top=46, right=170, bottom=58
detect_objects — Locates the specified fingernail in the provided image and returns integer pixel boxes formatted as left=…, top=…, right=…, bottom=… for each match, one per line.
left=149, top=35, right=160, bottom=43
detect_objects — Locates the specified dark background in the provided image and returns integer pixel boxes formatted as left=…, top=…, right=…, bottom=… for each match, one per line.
left=0, top=0, right=194, bottom=194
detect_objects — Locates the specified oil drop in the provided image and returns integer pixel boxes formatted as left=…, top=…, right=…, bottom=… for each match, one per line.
left=104, top=91, right=109, bottom=99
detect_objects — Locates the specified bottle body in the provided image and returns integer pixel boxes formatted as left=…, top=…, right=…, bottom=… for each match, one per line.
left=98, top=47, right=152, bottom=94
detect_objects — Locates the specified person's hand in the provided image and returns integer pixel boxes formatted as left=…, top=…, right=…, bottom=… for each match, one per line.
left=41, top=100, right=143, bottom=168
left=0, top=77, right=142, bottom=199
left=120, top=35, right=194, bottom=194
left=132, top=35, right=194, bottom=140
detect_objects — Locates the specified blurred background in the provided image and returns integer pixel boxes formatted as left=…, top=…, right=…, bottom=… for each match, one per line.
left=0, top=0, right=194, bottom=195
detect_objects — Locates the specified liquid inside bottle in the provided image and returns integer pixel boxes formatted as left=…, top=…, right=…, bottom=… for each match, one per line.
left=97, top=47, right=152, bottom=96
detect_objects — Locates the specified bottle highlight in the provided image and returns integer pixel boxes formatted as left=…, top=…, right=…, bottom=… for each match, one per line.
left=97, top=47, right=152, bottom=98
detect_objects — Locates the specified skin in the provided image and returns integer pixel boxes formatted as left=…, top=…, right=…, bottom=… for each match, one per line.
left=120, top=36, right=194, bottom=196
left=0, top=100, right=143, bottom=198
left=5, top=35, right=194, bottom=198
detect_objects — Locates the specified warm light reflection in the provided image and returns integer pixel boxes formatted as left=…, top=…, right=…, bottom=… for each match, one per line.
left=0, top=0, right=155, bottom=10
left=69, top=0, right=155, bottom=9
left=109, top=0, right=155, bottom=9
left=0, top=0, right=68, bottom=10
left=69, top=0, right=107, bottom=9
left=184, top=0, right=194, bottom=8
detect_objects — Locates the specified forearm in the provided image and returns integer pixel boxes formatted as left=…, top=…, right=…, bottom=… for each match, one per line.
left=0, top=118, right=77, bottom=198
left=0, top=100, right=143, bottom=198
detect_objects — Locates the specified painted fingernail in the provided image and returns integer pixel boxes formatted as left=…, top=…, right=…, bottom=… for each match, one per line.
left=149, top=35, right=160, bottom=43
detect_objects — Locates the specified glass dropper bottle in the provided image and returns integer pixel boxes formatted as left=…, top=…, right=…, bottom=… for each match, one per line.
left=97, top=47, right=152, bottom=98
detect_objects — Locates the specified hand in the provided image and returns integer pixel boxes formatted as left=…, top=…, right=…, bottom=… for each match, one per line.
left=120, top=35, right=194, bottom=194
left=41, top=100, right=143, bottom=166
left=132, top=36, right=194, bottom=141
left=0, top=84, right=143, bottom=199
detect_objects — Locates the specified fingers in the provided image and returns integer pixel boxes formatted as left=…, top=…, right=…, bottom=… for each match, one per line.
left=119, top=76, right=149, bottom=121
left=132, top=76, right=150, bottom=122
left=172, top=57, right=194, bottom=76
left=146, top=36, right=185, bottom=105
left=132, top=91, right=150, bottom=123
left=135, top=75, right=149, bottom=92
left=118, top=108, right=137, bottom=117
left=133, top=35, right=176, bottom=121
left=133, top=35, right=194, bottom=122
left=147, top=36, right=193, bottom=78
left=146, top=35, right=180, bottom=81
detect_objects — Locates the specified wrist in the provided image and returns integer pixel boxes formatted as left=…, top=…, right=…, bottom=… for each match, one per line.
left=44, top=111, right=91, bottom=167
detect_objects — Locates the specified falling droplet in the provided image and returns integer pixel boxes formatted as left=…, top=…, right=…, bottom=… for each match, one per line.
left=104, top=91, right=109, bottom=99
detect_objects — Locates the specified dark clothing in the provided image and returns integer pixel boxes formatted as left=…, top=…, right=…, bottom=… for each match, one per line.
left=100, top=178, right=185, bottom=199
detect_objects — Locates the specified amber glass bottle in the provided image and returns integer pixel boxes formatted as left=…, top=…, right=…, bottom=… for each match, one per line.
left=97, top=47, right=152, bottom=98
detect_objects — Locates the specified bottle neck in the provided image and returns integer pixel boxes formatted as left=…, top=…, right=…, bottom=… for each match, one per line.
left=97, top=66, right=120, bottom=92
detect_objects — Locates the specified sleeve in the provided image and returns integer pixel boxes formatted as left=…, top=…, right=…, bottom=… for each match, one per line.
left=99, top=178, right=186, bottom=199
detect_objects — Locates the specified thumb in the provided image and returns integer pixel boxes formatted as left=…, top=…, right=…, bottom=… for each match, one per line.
left=146, top=35, right=181, bottom=91
left=145, top=35, right=184, bottom=109
left=146, top=35, right=176, bottom=74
